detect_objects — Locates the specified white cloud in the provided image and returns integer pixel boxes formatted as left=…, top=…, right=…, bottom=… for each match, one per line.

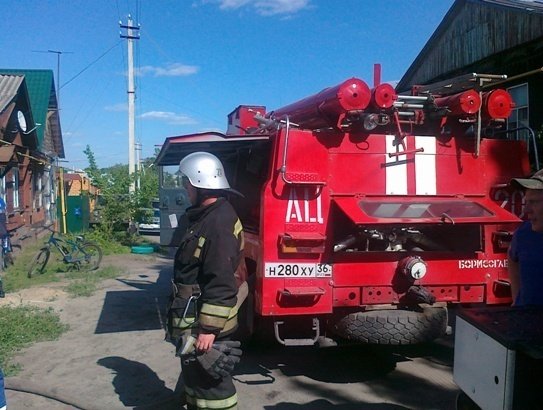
left=104, top=103, right=127, bottom=112
left=254, top=0, right=310, bottom=16
left=140, top=111, right=197, bottom=125
left=204, top=0, right=310, bottom=16
left=137, top=63, right=199, bottom=77
left=217, top=0, right=252, bottom=9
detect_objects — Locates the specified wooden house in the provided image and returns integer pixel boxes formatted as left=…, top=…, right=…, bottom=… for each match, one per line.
left=0, top=69, right=64, bottom=239
left=397, top=0, right=543, bottom=166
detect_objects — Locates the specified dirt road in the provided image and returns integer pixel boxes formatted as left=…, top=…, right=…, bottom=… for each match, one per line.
left=2, top=253, right=461, bottom=409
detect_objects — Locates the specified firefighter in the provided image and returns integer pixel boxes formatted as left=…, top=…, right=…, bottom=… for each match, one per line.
left=167, top=151, right=244, bottom=410
left=508, top=169, right=543, bottom=306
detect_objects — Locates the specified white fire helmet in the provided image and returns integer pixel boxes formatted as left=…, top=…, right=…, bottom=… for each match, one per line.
left=179, top=152, right=231, bottom=190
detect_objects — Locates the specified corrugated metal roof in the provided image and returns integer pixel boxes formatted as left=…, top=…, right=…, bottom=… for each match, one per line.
left=0, top=69, right=55, bottom=143
left=481, top=0, right=543, bottom=13
left=0, top=75, right=24, bottom=113
left=0, top=69, right=64, bottom=158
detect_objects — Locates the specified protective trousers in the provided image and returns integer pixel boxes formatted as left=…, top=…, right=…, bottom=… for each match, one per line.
left=180, top=338, right=237, bottom=410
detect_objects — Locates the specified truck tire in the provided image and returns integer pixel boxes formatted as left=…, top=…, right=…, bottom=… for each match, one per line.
left=330, top=306, right=447, bottom=345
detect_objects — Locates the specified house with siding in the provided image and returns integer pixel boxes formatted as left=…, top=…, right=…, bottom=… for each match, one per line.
left=0, top=69, right=64, bottom=240
left=397, top=0, right=543, bottom=169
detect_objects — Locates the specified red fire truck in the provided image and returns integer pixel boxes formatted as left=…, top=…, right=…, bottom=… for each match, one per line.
left=156, top=68, right=535, bottom=346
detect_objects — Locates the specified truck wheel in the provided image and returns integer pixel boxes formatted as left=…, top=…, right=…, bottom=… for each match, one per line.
left=330, top=306, right=447, bottom=345
left=234, top=274, right=255, bottom=342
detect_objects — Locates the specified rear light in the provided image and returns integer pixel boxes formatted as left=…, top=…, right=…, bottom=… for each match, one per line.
left=492, top=230, right=513, bottom=251
left=279, top=233, right=325, bottom=254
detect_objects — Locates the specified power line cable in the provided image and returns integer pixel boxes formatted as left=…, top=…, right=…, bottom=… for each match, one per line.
left=61, top=41, right=122, bottom=89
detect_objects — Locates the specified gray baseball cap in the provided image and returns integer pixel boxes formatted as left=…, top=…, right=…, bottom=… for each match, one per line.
left=510, top=169, right=543, bottom=190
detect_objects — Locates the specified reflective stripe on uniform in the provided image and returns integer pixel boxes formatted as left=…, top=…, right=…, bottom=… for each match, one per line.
left=172, top=316, right=196, bottom=330
left=200, top=303, right=237, bottom=331
left=233, top=219, right=242, bottom=238
left=194, top=236, right=206, bottom=259
left=233, top=219, right=244, bottom=250
left=185, top=388, right=237, bottom=409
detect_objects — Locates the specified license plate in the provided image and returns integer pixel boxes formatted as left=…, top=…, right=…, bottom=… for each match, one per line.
left=264, top=262, right=332, bottom=278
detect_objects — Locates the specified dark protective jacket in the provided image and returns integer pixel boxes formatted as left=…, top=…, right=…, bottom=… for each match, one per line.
left=172, top=197, right=243, bottom=337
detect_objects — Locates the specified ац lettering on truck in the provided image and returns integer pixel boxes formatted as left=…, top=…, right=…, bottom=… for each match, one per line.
left=155, top=67, right=532, bottom=346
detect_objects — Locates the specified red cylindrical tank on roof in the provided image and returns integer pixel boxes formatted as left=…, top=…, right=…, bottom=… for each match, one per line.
left=482, top=89, right=514, bottom=119
left=371, top=83, right=397, bottom=109
left=270, top=78, right=371, bottom=130
left=434, top=89, right=481, bottom=116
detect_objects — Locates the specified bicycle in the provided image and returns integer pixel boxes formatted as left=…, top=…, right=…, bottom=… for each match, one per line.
left=28, top=228, right=103, bottom=278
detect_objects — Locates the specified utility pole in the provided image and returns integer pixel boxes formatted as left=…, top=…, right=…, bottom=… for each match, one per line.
left=135, top=141, right=142, bottom=190
left=120, top=15, right=140, bottom=193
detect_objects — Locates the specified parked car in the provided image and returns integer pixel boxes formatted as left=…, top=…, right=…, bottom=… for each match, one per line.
left=138, top=199, right=160, bottom=234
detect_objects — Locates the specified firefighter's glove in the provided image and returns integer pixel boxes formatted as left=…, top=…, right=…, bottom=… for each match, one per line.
left=196, top=345, right=241, bottom=379
left=212, top=340, right=243, bottom=358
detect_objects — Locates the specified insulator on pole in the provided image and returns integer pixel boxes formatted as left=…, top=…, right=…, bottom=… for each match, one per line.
left=270, top=78, right=371, bottom=130
left=482, top=89, right=514, bottom=119
left=434, top=89, right=481, bottom=116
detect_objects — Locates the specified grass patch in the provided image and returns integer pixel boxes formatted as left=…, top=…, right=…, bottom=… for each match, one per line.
left=63, top=266, right=123, bottom=298
left=0, top=305, right=68, bottom=376
left=2, top=234, right=129, bottom=294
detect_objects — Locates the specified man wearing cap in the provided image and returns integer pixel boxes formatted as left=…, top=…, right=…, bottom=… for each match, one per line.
left=508, top=169, right=543, bottom=306
left=166, top=152, right=244, bottom=409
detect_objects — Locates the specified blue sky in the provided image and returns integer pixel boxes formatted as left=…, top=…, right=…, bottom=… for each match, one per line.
left=2, top=0, right=454, bottom=169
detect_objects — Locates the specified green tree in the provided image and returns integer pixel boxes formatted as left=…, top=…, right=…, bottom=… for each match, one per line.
left=83, top=146, right=159, bottom=237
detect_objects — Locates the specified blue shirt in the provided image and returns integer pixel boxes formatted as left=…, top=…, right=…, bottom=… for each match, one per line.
left=509, top=221, right=543, bottom=306
left=0, top=368, right=6, bottom=409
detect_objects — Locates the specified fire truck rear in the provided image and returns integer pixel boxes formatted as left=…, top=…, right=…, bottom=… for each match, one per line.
left=157, top=68, right=532, bottom=346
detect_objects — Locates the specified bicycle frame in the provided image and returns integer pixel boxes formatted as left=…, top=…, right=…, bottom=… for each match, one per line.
left=44, top=231, right=88, bottom=264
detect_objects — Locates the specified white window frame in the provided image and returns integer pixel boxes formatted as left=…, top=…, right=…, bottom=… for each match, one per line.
left=32, top=170, right=44, bottom=209
left=12, top=168, right=19, bottom=209
left=507, top=83, right=529, bottom=143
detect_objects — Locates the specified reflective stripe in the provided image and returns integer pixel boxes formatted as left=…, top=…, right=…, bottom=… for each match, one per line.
left=233, top=219, right=243, bottom=238
left=200, top=303, right=237, bottom=331
left=172, top=316, right=196, bottom=330
left=234, top=219, right=244, bottom=251
left=179, top=334, right=197, bottom=355
left=200, top=303, right=232, bottom=318
left=221, top=314, right=238, bottom=333
left=185, top=388, right=237, bottom=409
left=194, top=236, right=206, bottom=259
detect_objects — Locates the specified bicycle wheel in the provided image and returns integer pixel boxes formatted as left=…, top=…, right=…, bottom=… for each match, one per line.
left=79, top=243, right=102, bottom=271
left=28, top=248, right=51, bottom=278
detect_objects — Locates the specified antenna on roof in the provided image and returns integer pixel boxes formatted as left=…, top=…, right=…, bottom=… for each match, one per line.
left=32, top=49, right=74, bottom=109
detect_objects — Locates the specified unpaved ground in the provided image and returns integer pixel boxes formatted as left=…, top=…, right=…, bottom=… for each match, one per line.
left=2, top=252, right=183, bottom=410
left=1, top=251, right=462, bottom=410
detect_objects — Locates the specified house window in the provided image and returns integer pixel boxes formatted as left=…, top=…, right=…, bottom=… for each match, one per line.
left=32, top=170, right=44, bottom=209
left=0, top=176, right=5, bottom=202
left=12, top=168, right=19, bottom=209
left=507, top=83, right=529, bottom=143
